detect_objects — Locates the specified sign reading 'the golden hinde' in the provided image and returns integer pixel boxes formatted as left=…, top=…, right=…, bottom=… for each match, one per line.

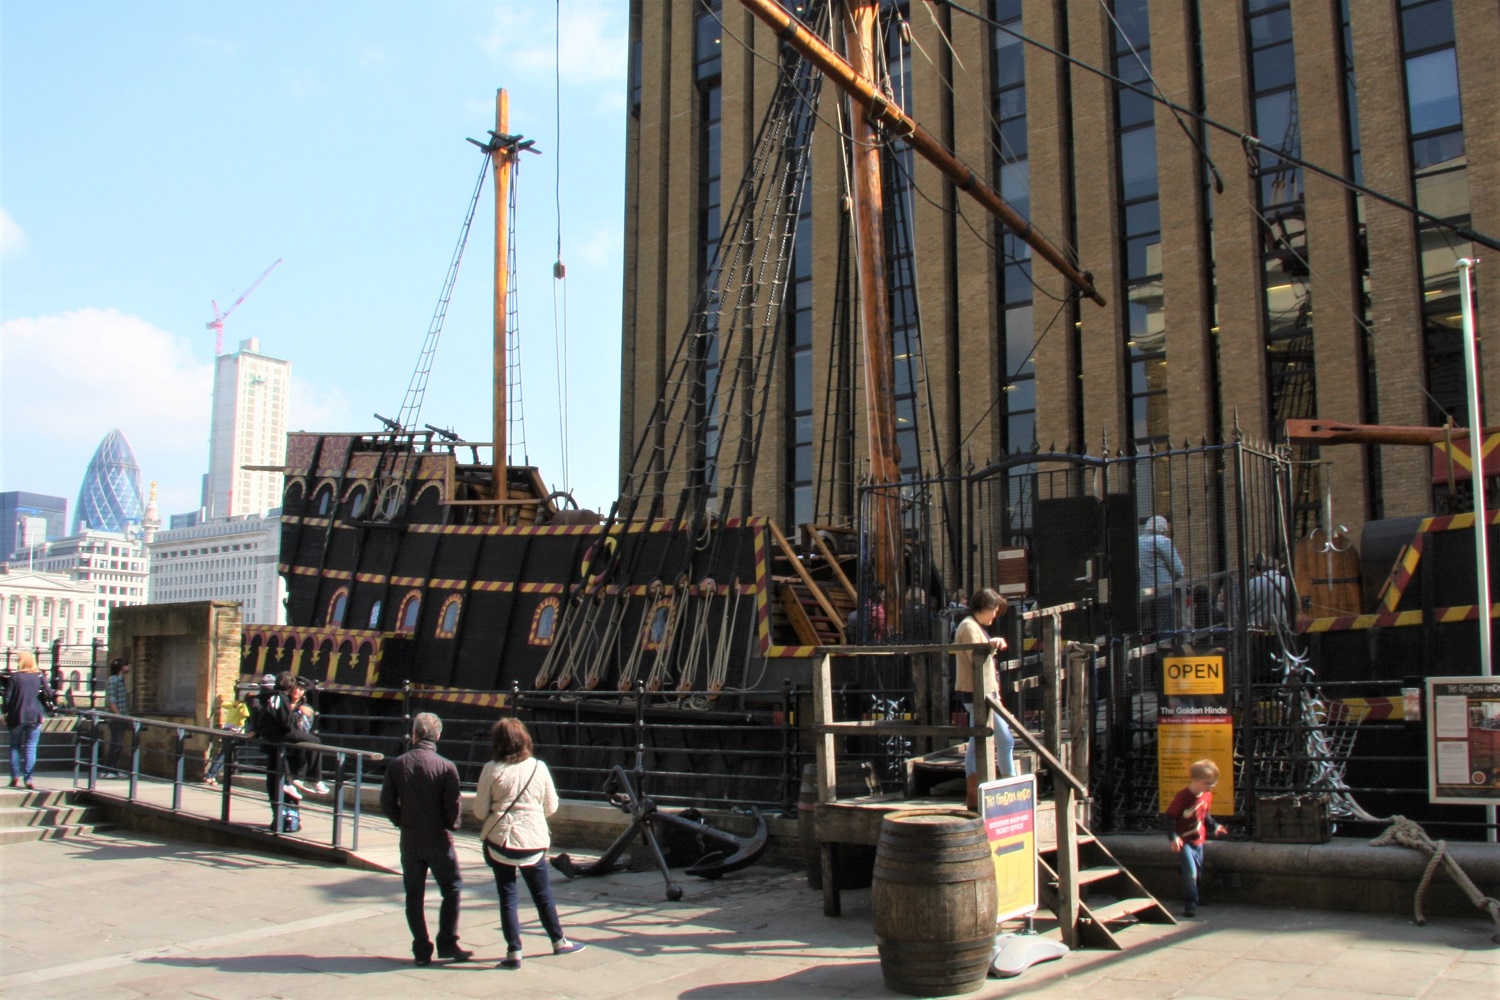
left=1158, top=653, right=1234, bottom=813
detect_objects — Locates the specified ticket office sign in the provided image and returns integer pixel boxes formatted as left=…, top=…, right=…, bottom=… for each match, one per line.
left=979, top=773, right=1038, bottom=923
left=1157, top=653, right=1234, bottom=813
left=1427, top=677, right=1500, bottom=806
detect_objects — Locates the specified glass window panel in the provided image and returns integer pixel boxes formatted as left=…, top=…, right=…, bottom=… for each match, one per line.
left=795, top=220, right=812, bottom=268
left=794, top=442, right=812, bottom=481
left=1116, top=54, right=1152, bottom=87
left=1004, top=260, right=1033, bottom=301
left=894, top=356, right=914, bottom=396
left=1003, top=232, right=1032, bottom=263
left=896, top=427, right=919, bottom=469
left=1126, top=234, right=1161, bottom=279
left=994, top=0, right=1022, bottom=23
left=1007, top=378, right=1036, bottom=412
left=999, top=160, right=1029, bottom=209
left=1402, top=0, right=1454, bottom=53
left=1006, top=411, right=1035, bottom=452
left=1112, top=0, right=1150, bottom=51
left=793, top=485, right=812, bottom=525
left=796, top=413, right=812, bottom=443
left=1253, top=42, right=1297, bottom=91
left=1005, top=304, right=1034, bottom=374
left=998, top=115, right=1028, bottom=157
left=1125, top=199, right=1160, bottom=237
left=707, top=179, right=720, bottom=211
left=1119, top=126, right=1158, bottom=201
left=1117, top=86, right=1154, bottom=128
left=794, top=358, right=812, bottom=411
left=1411, top=129, right=1464, bottom=171
left=1249, top=8, right=1293, bottom=48
left=998, top=86, right=1026, bottom=120
left=794, top=308, right=812, bottom=348
left=706, top=121, right=721, bottom=176
left=995, top=32, right=1024, bottom=88
left=1405, top=48, right=1461, bottom=134
left=706, top=85, right=721, bottom=122
left=1414, top=163, right=1469, bottom=219
left=795, top=277, right=812, bottom=311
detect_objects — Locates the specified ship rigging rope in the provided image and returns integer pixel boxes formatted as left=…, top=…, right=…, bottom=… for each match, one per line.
left=932, top=0, right=1500, bottom=253
left=551, top=0, right=571, bottom=493
left=505, top=165, right=528, bottom=466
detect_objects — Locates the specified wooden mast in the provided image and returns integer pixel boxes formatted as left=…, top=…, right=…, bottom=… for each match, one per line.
left=842, top=0, right=902, bottom=619
left=491, top=88, right=512, bottom=496
left=736, top=0, right=1104, bottom=305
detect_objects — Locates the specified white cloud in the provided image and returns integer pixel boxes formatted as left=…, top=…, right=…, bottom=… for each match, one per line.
left=358, top=45, right=391, bottom=71
left=574, top=225, right=621, bottom=267
left=0, top=208, right=28, bottom=256
left=0, top=309, right=212, bottom=517
left=481, top=1, right=628, bottom=86
left=287, top=377, right=351, bottom=433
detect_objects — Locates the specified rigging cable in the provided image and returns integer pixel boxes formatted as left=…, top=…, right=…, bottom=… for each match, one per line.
left=552, top=0, right=572, bottom=494
left=932, top=0, right=1500, bottom=252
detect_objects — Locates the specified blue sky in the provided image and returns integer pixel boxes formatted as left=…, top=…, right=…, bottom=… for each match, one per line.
left=1, top=0, right=628, bottom=523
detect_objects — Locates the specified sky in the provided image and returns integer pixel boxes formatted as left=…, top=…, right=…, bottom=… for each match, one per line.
left=0, top=0, right=629, bottom=525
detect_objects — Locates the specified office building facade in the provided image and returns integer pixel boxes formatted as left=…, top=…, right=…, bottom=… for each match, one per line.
left=0, top=492, right=67, bottom=561
left=7, top=530, right=149, bottom=640
left=621, top=0, right=1499, bottom=541
left=0, top=569, right=98, bottom=651
left=147, top=510, right=285, bottom=625
left=204, top=338, right=290, bottom=519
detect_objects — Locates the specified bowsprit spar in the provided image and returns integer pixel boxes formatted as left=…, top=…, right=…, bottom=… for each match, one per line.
left=247, top=1, right=1103, bottom=802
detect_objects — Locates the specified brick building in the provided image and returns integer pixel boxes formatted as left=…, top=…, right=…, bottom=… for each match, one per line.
left=620, top=0, right=1497, bottom=542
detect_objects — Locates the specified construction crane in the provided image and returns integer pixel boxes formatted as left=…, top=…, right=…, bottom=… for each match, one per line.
left=207, top=258, right=282, bottom=356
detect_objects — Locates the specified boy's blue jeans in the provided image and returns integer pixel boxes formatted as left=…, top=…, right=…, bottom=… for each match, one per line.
left=1179, top=840, right=1205, bottom=907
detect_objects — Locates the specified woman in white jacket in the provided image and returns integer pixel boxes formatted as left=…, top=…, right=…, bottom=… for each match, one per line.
left=474, top=717, right=586, bottom=969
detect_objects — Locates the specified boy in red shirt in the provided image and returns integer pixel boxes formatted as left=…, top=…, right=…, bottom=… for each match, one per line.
left=1163, top=759, right=1227, bottom=917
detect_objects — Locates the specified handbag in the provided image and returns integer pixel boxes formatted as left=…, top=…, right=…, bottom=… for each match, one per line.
left=479, top=760, right=540, bottom=861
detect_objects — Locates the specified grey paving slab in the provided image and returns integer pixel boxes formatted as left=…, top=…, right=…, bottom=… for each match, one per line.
left=2, top=820, right=1497, bottom=1000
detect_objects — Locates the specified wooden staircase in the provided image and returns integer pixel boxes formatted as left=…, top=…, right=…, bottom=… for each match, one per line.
left=768, top=521, right=857, bottom=646
left=1038, top=818, right=1176, bottom=949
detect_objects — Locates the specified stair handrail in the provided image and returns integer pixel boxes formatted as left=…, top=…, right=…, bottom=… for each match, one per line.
left=72, top=708, right=385, bottom=851
left=768, top=520, right=847, bottom=642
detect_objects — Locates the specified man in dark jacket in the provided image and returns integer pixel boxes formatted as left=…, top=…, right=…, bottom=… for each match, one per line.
left=380, top=712, right=470, bottom=966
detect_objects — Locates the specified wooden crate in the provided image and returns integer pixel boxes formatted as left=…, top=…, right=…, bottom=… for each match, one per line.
left=1255, top=794, right=1332, bottom=844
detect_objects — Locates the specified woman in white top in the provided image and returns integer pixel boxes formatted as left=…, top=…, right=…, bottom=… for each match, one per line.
left=954, top=587, right=1015, bottom=809
left=474, top=717, right=586, bottom=969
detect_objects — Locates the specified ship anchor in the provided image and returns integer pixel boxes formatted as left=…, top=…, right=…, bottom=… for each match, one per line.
left=550, top=758, right=768, bottom=901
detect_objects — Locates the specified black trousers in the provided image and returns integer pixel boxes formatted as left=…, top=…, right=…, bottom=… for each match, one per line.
left=401, top=842, right=463, bottom=956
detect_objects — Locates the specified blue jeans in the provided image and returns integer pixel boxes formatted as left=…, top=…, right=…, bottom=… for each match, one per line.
left=962, top=701, right=1016, bottom=778
left=486, top=846, right=564, bottom=953
left=1179, top=840, right=1204, bottom=908
left=9, top=723, right=42, bottom=783
left=401, top=842, right=463, bottom=956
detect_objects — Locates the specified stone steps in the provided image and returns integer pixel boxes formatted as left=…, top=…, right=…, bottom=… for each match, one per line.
left=0, top=786, right=113, bottom=845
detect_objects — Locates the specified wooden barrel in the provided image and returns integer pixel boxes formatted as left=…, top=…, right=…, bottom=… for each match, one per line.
left=798, top=762, right=879, bottom=890
left=872, top=809, right=997, bottom=997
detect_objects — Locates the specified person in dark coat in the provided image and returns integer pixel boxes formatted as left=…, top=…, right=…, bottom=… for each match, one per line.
left=7, top=652, right=56, bottom=790
left=252, top=672, right=301, bottom=829
left=381, top=711, right=470, bottom=966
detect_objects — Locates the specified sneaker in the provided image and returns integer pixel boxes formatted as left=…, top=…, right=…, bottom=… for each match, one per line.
left=437, top=947, right=473, bottom=963
left=282, top=785, right=303, bottom=801
left=499, top=953, right=522, bottom=970
left=203, top=777, right=219, bottom=787
left=311, top=781, right=330, bottom=795
left=291, top=779, right=310, bottom=792
left=552, top=940, right=587, bottom=956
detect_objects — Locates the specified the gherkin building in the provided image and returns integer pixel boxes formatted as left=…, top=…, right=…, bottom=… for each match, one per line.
left=76, top=429, right=144, bottom=533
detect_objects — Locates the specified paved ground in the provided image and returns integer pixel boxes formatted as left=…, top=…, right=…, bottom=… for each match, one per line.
left=0, top=777, right=1496, bottom=999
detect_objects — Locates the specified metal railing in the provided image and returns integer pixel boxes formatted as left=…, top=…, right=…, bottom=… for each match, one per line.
left=72, top=710, right=384, bottom=850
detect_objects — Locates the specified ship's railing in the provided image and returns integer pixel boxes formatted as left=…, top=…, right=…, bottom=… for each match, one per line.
left=304, top=679, right=942, bottom=814
left=69, top=710, right=384, bottom=850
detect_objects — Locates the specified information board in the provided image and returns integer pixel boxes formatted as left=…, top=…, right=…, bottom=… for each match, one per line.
left=1426, top=676, right=1500, bottom=806
left=1157, top=652, right=1234, bottom=813
left=979, top=773, right=1038, bottom=923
